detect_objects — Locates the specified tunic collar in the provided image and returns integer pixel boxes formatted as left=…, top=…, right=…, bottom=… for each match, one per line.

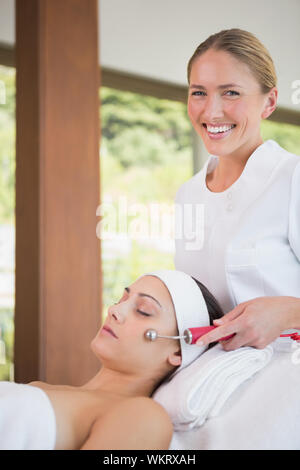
left=202, top=139, right=283, bottom=196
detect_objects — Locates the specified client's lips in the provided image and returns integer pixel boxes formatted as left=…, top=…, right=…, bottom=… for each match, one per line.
left=102, top=325, right=118, bottom=339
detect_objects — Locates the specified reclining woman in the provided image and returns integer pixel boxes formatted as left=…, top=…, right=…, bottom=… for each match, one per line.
left=0, top=270, right=223, bottom=450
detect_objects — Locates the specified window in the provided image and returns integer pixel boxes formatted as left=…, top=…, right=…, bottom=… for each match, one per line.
left=99, top=87, right=193, bottom=319
left=0, top=65, right=15, bottom=381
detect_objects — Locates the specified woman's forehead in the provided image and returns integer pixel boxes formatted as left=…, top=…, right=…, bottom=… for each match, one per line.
left=190, top=49, right=258, bottom=87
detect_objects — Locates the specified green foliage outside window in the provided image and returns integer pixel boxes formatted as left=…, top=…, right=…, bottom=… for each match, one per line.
left=100, top=87, right=193, bottom=317
left=0, top=66, right=15, bottom=380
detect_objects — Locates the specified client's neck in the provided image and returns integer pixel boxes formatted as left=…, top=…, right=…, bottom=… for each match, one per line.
left=80, top=367, right=157, bottom=398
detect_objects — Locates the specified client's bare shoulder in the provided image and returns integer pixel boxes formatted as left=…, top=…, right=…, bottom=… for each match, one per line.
left=28, top=381, right=75, bottom=391
left=80, top=396, right=173, bottom=450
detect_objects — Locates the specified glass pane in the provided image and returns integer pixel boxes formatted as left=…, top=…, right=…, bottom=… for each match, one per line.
left=0, top=65, right=15, bottom=381
left=99, top=87, right=193, bottom=320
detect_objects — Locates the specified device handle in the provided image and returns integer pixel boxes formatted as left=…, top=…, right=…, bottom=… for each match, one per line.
left=187, top=326, right=235, bottom=344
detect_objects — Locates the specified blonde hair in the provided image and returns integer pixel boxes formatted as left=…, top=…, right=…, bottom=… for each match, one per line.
left=187, top=28, right=277, bottom=94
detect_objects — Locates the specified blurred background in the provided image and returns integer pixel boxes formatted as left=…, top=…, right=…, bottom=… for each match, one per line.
left=0, top=0, right=299, bottom=382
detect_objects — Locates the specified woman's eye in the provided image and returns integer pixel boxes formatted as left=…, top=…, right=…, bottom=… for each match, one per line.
left=191, top=90, right=239, bottom=96
left=137, top=309, right=151, bottom=317
left=226, top=90, right=239, bottom=96
left=191, top=91, right=205, bottom=96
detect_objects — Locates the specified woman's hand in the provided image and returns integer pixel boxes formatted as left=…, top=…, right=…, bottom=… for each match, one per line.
left=197, top=296, right=300, bottom=351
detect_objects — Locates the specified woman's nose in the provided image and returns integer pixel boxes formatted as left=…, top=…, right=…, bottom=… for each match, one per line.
left=202, top=94, right=224, bottom=121
left=108, top=302, right=127, bottom=323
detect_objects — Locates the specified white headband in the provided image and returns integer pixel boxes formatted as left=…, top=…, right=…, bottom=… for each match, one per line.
left=141, top=269, right=210, bottom=374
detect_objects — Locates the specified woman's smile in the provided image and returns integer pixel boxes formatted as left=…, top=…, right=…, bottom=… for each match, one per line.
left=203, top=123, right=237, bottom=140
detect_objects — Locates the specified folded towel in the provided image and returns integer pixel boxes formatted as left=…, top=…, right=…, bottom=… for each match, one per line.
left=169, top=344, right=300, bottom=450
left=153, top=343, right=273, bottom=431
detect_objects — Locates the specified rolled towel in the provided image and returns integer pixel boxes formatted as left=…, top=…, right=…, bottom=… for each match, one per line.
left=153, top=343, right=273, bottom=431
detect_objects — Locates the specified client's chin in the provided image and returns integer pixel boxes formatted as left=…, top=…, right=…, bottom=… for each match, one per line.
left=90, top=329, right=112, bottom=360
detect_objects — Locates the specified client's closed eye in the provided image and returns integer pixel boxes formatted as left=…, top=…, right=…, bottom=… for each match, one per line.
left=137, top=309, right=151, bottom=317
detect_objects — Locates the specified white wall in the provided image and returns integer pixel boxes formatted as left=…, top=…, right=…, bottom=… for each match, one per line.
left=99, top=0, right=300, bottom=111
left=1, top=0, right=300, bottom=111
left=0, top=0, right=14, bottom=45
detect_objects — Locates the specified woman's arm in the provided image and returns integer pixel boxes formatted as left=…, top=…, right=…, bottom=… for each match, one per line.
left=80, top=396, right=173, bottom=450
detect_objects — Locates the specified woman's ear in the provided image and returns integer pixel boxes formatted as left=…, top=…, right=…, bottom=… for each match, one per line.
left=261, top=87, right=277, bottom=119
left=167, top=349, right=181, bottom=367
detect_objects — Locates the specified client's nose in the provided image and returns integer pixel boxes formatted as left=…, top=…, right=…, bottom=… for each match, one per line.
left=108, top=302, right=127, bottom=323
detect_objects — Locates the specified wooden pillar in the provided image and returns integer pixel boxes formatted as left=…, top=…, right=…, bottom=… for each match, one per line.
left=15, top=0, right=102, bottom=385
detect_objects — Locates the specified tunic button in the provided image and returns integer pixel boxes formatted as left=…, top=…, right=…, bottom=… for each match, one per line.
left=227, top=192, right=233, bottom=200
left=227, top=204, right=233, bottom=212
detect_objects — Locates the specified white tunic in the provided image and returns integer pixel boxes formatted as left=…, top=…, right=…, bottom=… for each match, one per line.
left=174, top=139, right=300, bottom=313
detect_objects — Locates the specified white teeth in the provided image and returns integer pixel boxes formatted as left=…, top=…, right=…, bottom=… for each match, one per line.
left=206, top=124, right=235, bottom=134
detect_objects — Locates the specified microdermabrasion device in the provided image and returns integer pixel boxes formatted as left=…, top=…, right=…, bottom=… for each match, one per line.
left=145, top=326, right=234, bottom=344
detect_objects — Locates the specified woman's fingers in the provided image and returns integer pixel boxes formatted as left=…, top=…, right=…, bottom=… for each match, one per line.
left=196, top=301, right=253, bottom=348
left=196, top=320, right=239, bottom=346
left=213, top=301, right=249, bottom=326
left=198, top=296, right=292, bottom=351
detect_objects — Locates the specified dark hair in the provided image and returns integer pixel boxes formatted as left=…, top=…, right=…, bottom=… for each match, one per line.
left=191, top=277, right=224, bottom=327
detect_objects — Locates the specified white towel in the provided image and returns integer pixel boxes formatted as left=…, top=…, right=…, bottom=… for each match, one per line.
left=169, top=343, right=300, bottom=450
left=0, top=381, right=56, bottom=450
left=153, top=343, right=273, bottom=431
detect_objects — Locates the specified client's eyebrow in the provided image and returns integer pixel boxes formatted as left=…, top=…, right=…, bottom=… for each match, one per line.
left=125, top=286, right=162, bottom=308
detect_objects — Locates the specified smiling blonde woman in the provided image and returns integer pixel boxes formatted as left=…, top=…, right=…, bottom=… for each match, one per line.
left=175, top=28, right=300, bottom=351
